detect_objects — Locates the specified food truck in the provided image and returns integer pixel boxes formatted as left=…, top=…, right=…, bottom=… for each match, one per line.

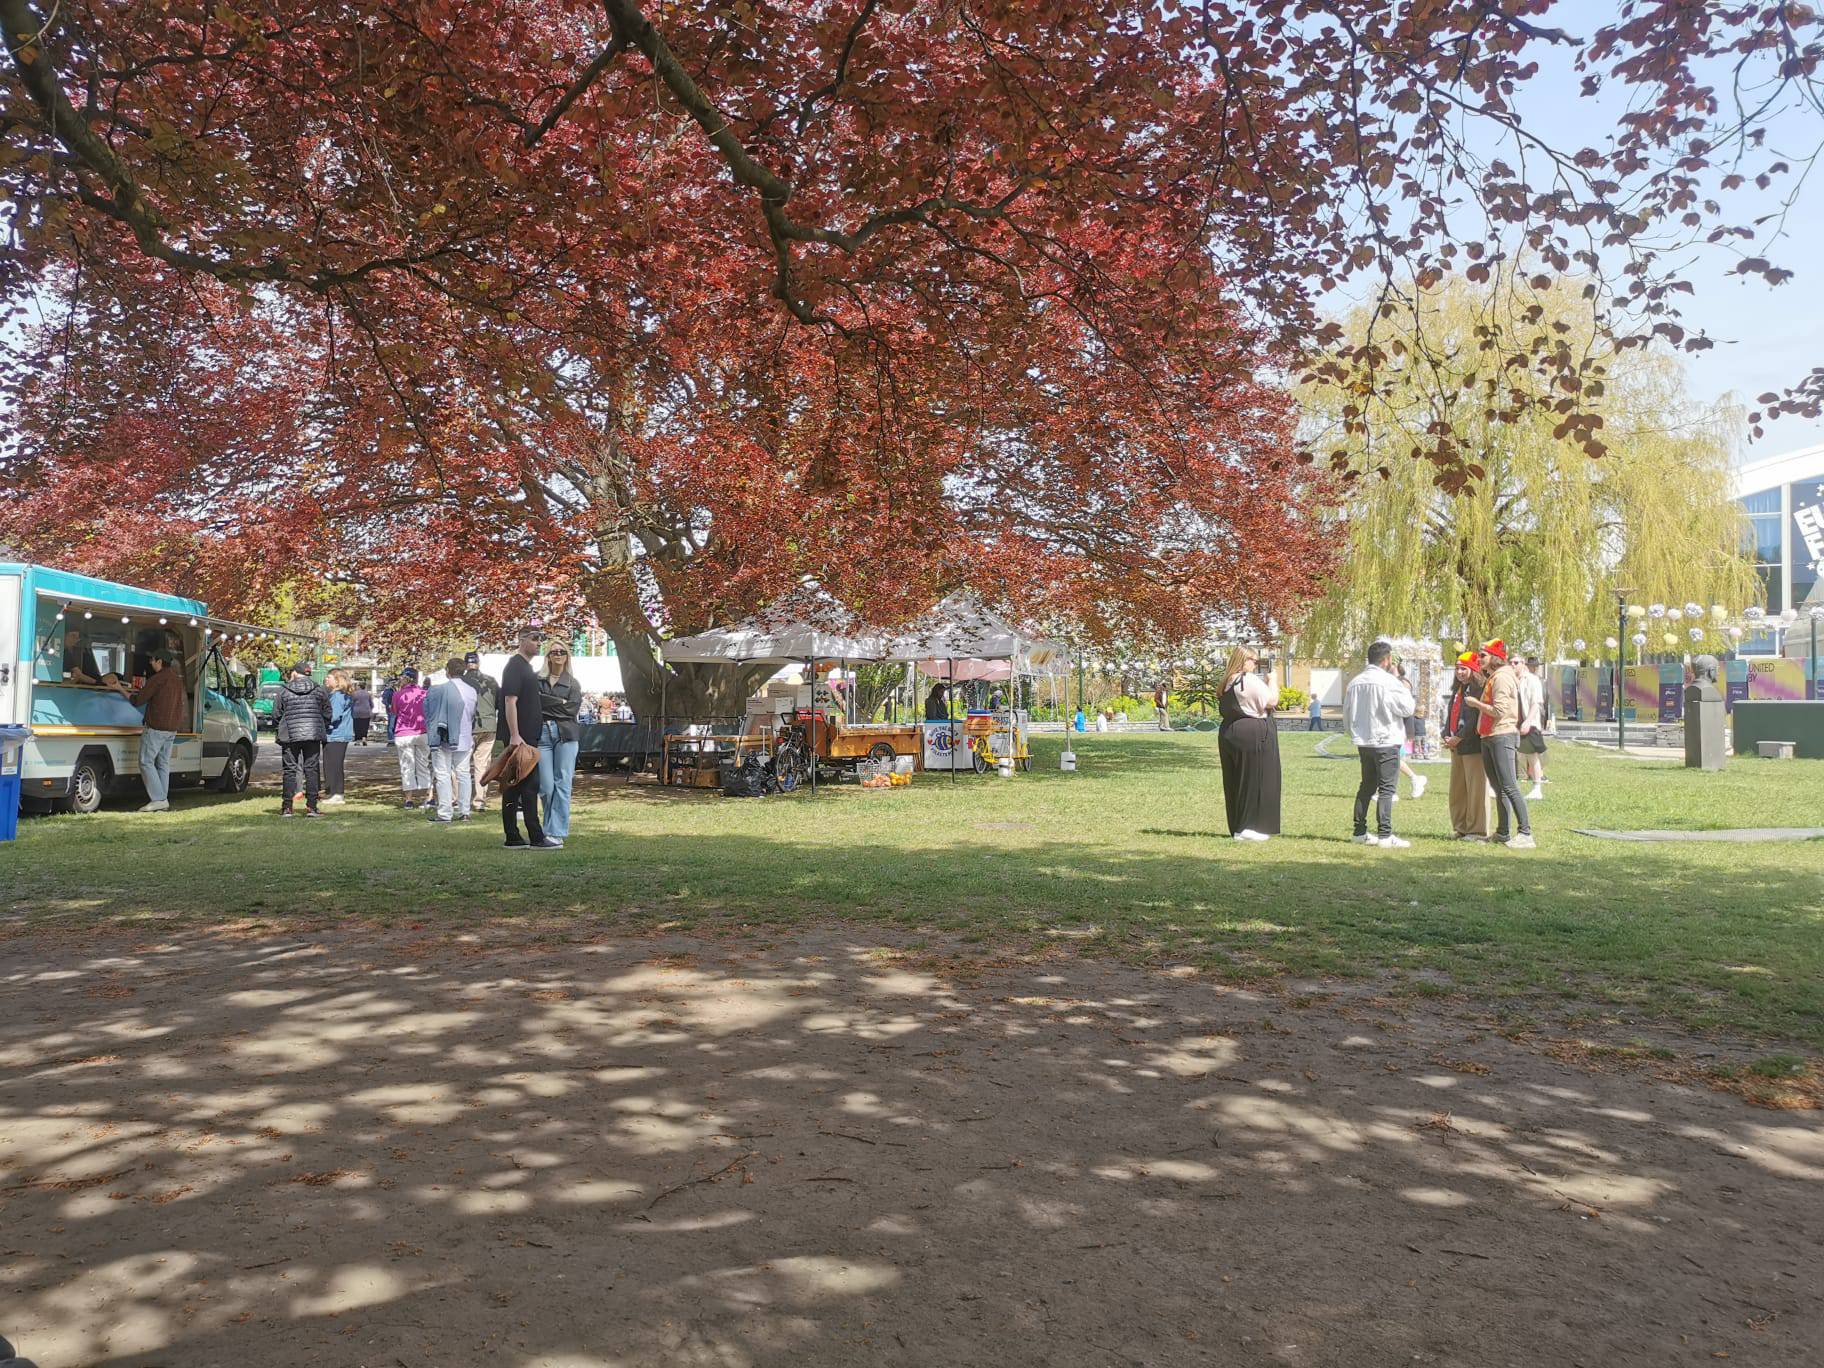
left=1, top=563, right=295, bottom=813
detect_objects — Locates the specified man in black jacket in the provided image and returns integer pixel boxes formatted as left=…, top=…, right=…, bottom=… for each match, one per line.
left=272, top=661, right=333, bottom=817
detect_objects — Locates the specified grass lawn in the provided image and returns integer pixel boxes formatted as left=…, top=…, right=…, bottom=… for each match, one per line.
left=6, top=731, right=1823, bottom=1048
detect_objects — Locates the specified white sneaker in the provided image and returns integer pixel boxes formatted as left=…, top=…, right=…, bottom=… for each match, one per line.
left=1507, top=833, right=1537, bottom=849
left=1526, top=785, right=1544, bottom=801
left=1352, top=833, right=1381, bottom=845
left=137, top=800, right=170, bottom=813
left=1379, top=835, right=1411, bottom=848
left=323, top=794, right=346, bottom=806
left=1410, top=775, right=1428, bottom=799
left=1237, top=829, right=1270, bottom=841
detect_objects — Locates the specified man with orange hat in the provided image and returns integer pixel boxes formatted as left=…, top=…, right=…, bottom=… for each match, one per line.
left=1465, top=639, right=1533, bottom=848
left=1442, top=650, right=1490, bottom=840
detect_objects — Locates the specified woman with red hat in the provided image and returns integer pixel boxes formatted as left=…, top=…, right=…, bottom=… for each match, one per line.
left=1442, top=651, right=1490, bottom=840
left=1465, top=640, right=1534, bottom=848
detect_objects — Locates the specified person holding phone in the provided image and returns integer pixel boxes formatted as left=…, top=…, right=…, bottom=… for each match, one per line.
left=1216, top=645, right=1280, bottom=841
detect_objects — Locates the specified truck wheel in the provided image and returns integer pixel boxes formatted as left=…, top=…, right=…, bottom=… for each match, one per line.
left=65, top=754, right=110, bottom=815
left=216, top=742, right=253, bottom=793
left=868, top=742, right=897, bottom=762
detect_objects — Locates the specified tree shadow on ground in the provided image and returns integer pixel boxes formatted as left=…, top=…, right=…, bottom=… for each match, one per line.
left=1, top=926, right=1819, bottom=1368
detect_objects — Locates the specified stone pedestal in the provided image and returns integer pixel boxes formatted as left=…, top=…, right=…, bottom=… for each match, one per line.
left=1685, top=655, right=1726, bottom=771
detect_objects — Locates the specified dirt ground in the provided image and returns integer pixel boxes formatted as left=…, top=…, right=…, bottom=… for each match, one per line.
left=1, top=922, right=1819, bottom=1368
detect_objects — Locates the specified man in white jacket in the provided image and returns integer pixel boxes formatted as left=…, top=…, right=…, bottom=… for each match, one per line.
left=1344, top=640, right=1416, bottom=848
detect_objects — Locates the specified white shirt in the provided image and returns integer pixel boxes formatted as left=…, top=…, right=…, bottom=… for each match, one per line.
left=1229, top=673, right=1276, bottom=719
left=1516, top=671, right=1544, bottom=733
left=1343, top=664, right=1415, bottom=749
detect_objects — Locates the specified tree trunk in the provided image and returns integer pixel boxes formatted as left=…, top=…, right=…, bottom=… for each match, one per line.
left=581, top=574, right=775, bottom=720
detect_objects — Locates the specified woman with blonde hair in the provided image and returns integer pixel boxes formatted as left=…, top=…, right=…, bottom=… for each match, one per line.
left=1216, top=645, right=1281, bottom=841
left=322, top=668, right=356, bottom=805
left=536, top=645, right=584, bottom=848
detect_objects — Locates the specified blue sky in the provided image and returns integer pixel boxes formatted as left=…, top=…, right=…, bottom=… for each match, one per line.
left=1503, top=15, right=1824, bottom=457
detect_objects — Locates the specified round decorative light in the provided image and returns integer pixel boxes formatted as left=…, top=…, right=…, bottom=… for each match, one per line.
left=1631, top=632, right=1648, bottom=647
left=1780, top=607, right=1799, bottom=624
left=1667, top=607, right=1684, bottom=621
left=54, top=611, right=65, bottom=622
left=1688, top=627, right=1704, bottom=642
left=1683, top=602, right=1704, bottom=619
left=1648, top=603, right=1666, bottom=619
left=1811, top=606, right=1824, bottom=621
left=1626, top=604, right=1647, bottom=619
left=1572, top=638, right=1587, bottom=652
left=1744, top=606, right=1765, bottom=622
left=188, top=618, right=198, bottom=626
left=83, top=610, right=92, bottom=619
left=1661, top=632, right=1678, bottom=647
left=1727, top=626, right=1744, bottom=640
left=1710, top=604, right=1727, bottom=621
left=1605, top=636, right=1619, bottom=649
left=158, top=617, right=168, bottom=625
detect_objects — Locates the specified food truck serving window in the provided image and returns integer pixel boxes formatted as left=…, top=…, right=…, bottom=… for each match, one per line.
left=33, top=596, right=131, bottom=683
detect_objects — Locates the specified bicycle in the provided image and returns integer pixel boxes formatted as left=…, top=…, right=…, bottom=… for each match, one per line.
left=770, top=720, right=813, bottom=792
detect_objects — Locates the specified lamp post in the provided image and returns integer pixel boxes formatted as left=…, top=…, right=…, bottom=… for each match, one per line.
left=1614, top=587, right=1633, bottom=752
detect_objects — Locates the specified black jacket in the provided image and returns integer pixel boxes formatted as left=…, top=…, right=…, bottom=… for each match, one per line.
left=273, top=676, right=332, bottom=744
left=539, top=674, right=583, bottom=743
left=1446, top=679, right=1483, bottom=756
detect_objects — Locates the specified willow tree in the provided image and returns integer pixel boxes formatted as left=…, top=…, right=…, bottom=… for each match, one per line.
left=1299, top=278, right=1760, bottom=660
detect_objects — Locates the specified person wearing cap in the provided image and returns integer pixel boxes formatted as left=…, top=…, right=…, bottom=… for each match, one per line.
left=391, top=666, right=432, bottom=808
left=1464, top=640, right=1533, bottom=848
left=1442, top=651, right=1490, bottom=840
left=1342, top=639, right=1415, bottom=848
left=498, top=626, right=555, bottom=849
left=270, top=660, right=332, bottom=817
left=462, top=650, right=501, bottom=810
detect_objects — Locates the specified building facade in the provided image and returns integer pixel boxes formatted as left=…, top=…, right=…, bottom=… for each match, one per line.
left=1733, top=442, right=1824, bottom=656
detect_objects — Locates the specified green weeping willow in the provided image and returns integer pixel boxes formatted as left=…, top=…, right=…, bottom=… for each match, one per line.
left=1298, top=277, right=1762, bottom=659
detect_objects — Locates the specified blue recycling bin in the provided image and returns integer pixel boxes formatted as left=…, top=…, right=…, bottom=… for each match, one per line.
left=0, top=724, right=31, bottom=842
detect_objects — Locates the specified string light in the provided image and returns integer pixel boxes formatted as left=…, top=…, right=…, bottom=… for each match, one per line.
left=83, top=611, right=92, bottom=619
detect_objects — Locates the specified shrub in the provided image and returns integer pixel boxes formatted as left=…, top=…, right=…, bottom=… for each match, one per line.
left=1277, top=685, right=1310, bottom=712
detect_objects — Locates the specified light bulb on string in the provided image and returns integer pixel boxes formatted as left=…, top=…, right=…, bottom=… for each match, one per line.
left=83, top=611, right=92, bottom=620
left=1688, top=627, right=1704, bottom=642
left=1604, top=636, right=1619, bottom=650
left=1683, top=602, right=1703, bottom=619
left=1727, top=626, right=1744, bottom=640
left=1572, top=638, right=1587, bottom=652
left=1667, top=607, right=1683, bottom=622
left=1648, top=603, right=1666, bottom=619
left=1631, top=632, right=1648, bottom=647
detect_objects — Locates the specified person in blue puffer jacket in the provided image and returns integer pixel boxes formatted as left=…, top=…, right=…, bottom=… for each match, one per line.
left=323, top=669, right=356, bottom=806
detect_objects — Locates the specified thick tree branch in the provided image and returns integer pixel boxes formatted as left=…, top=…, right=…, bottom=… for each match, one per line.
left=523, top=34, right=628, bottom=147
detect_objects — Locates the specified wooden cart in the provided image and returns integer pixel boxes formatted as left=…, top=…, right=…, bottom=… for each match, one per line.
left=821, top=721, right=923, bottom=771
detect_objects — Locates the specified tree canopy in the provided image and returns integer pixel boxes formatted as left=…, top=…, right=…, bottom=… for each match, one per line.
left=0, top=2, right=1816, bottom=704
left=1299, top=275, right=1763, bottom=659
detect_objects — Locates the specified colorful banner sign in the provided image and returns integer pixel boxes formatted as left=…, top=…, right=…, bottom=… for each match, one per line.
left=1595, top=666, right=1615, bottom=722
left=1557, top=666, right=1579, bottom=720
left=1578, top=667, right=1601, bottom=721
left=1748, top=657, right=1806, bottom=702
left=1725, top=659, right=1749, bottom=713
left=1657, top=661, right=1683, bottom=723
left=1792, top=479, right=1824, bottom=608
left=1623, top=665, right=1659, bottom=720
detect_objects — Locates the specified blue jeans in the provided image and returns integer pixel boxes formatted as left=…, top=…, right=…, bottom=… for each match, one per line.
left=140, top=727, right=176, bottom=803
left=538, top=723, right=579, bottom=840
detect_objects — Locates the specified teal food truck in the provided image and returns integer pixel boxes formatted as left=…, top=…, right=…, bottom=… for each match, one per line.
left=1, top=563, right=305, bottom=814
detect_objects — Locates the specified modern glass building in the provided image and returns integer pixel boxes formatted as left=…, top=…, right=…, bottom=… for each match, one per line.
left=1733, top=443, right=1824, bottom=656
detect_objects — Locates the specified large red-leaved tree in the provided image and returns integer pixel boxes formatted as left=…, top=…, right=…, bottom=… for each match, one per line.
left=0, top=2, right=1817, bottom=707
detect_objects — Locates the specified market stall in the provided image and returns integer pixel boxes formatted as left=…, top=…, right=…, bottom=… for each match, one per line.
left=883, top=596, right=1069, bottom=780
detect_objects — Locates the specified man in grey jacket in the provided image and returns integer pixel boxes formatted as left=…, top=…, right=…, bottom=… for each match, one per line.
left=463, top=651, right=500, bottom=811
left=1343, top=640, right=1416, bottom=848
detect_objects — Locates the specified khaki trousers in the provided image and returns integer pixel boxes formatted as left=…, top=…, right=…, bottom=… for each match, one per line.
left=472, top=738, right=499, bottom=806
left=1449, top=748, right=1492, bottom=837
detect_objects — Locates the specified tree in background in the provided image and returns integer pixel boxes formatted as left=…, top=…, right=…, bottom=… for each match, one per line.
left=1299, top=277, right=1762, bottom=660
left=0, top=2, right=1815, bottom=708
